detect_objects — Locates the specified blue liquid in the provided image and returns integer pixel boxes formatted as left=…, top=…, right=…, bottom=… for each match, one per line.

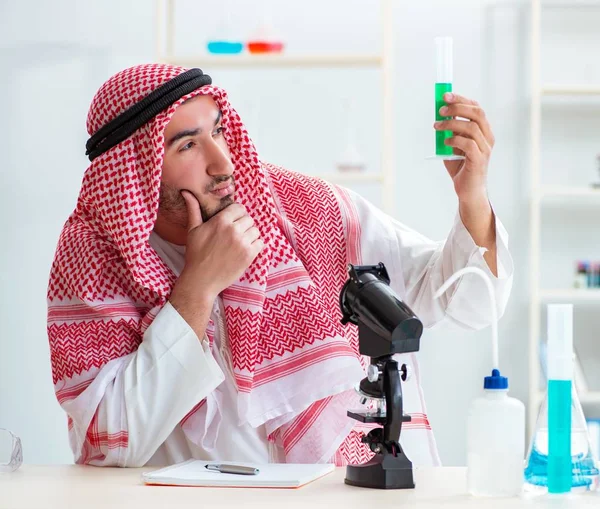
left=524, top=444, right=598, bottom=489
left=207, top=41, right=243, bottom=54
left=548, top=380, right=572, bottom=493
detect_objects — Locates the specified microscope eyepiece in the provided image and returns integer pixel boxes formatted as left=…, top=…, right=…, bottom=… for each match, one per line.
left=340, top=263, right=422, bottom=358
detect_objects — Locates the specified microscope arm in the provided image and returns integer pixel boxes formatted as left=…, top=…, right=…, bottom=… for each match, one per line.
left=383, top=359, right=403, bottom=446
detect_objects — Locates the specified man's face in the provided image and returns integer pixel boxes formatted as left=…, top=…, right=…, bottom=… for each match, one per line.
left=154, top=95, right=235, bottom=244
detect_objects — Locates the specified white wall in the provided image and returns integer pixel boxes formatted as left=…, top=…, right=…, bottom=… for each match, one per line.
left=0, top=0, right=537, bottom=465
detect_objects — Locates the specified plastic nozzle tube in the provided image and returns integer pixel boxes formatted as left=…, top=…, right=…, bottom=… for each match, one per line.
left=434, top=267, right=498, bottom=371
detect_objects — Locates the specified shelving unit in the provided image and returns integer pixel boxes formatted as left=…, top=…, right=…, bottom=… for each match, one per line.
left=155, top=0, right=395, bottom=215
left=539, top=187, right=600, bottom=208
left=540, top=187, right=600, bottom=198
left=541, top=85, right=600, bottom=96
left=529, top=0, right=600, bottom=438
left=539, top=289, right=600, bottom=302
left=163, top=54, right=383, bottom=69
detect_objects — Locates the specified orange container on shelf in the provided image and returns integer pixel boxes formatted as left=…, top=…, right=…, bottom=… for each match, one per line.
left=247, top=41, right=284, bottom=54
left=246, top=12, right=284, bottom=55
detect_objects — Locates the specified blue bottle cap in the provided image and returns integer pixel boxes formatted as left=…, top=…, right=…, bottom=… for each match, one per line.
left=484, top=368, right=508, bottom=390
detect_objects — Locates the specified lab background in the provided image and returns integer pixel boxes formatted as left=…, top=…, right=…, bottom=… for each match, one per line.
left=2, top=0, right=600, bottom=466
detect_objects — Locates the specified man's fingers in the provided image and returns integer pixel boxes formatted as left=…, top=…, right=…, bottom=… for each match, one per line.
left=444, top=92, right=479, bottom=107
left=435, top=119, right=490, bottom=154
left=440, top=103, right=494, bottom=146
left=180, top=190, right=203, bottom=231
left=445, top=136, right=484, bottom=163
left=441, top=104, right=484, bottom=123
left=251, top=238, right=265, bottom=256
left=233, top=214, right=255, bottom=234
left=219, top=203, right=248, bottom=223
left=245, top=226, right=261, bottom=243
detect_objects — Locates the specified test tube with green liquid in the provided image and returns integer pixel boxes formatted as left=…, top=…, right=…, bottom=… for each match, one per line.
left=435, top=37, right=454, bottom=157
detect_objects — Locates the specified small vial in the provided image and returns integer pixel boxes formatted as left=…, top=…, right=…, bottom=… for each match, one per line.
left=435, top=37, right=454, bottom=157
left=592, top=263, right=600, bottom=288
left=588, top=262, right=596, bottom=289
left=574, top=261, right=588, bottom=289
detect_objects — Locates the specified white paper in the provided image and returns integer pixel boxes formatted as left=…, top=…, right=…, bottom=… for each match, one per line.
left=142, top=460, right=335, bottom=488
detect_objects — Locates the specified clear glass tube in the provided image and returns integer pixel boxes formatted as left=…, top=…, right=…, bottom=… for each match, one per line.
left=435, top=37, right=453, bottom=83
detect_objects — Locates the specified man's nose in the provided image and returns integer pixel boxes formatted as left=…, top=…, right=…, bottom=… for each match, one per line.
left=206, top=141, right=234, bottom=178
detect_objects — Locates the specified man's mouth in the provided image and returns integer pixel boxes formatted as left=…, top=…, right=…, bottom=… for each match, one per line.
left=210, top=181, right=235, bottom=198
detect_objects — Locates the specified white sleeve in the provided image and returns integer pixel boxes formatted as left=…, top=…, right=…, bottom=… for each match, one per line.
left=62, top=302, right=225, bottom=467
left=345, top=189, right=514, bottom=330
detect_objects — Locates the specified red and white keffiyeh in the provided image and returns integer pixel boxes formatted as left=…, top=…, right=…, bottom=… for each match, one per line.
left=47, top=64, right=374, bottom=465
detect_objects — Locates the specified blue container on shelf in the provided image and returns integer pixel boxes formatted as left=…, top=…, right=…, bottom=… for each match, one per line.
left=207, top=41, right=243, bottom=55
left=207, top=0, right=243, bottom=55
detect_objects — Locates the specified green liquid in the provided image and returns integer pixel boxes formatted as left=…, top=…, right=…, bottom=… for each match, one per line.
left=435, top=82, right=453, bottom=156
left=548, top=379, right=572, bottom=493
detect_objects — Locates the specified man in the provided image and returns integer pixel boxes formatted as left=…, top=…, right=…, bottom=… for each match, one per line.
left=47, top=64, right=513, bottom=468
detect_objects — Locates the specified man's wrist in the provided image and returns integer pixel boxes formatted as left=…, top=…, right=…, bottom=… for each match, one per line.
left=457, top=187, right=490, bottom=212
left=170, top=269, right=218, bottom=314
left=457, top=188, right=499, bottom=276
left=457, top=188, right=495, bottom=241
left=169, top=276, right=216, bottom=340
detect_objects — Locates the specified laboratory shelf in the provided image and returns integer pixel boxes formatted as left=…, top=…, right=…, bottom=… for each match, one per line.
left=581, top=392, right=600, bottom=405
left=541, top=85, right=600, bottom=97
left=540, top=187, right=600, bottom=198
left=161, top=54, right=383, bottom=69
left=539, top=187, right=600, bottom=206
left=539, top=289, right=600, bottom=302
left=541, top=1, right=600, bottom=9
left=529, top=0, right=600, bottom=438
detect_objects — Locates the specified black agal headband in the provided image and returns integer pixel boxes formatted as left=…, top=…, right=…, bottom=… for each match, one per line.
left=85, top=68, right=212, bottom=161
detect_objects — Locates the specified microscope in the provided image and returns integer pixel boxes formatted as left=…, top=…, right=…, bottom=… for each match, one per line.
left=339, top=263, right=423, bottom=490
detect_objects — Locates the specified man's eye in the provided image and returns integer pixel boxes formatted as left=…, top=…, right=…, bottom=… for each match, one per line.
left=214, top=126, right=226, bottom=136
left=180, top=141, right=195, bottom=151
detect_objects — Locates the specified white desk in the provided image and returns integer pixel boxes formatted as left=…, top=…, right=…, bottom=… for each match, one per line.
left=1, top=466, right=599, bottom=508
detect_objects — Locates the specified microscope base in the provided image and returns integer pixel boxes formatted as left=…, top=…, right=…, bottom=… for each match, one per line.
left=344, top=451, right=415, bottom=490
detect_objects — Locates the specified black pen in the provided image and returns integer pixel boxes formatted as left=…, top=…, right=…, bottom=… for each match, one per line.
left=205, top=464, right=260, bottom=475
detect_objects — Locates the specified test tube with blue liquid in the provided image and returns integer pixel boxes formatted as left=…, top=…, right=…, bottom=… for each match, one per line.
left=547, top=305, right=573, bottom=493
left=428, top=37, right=464, bottom=161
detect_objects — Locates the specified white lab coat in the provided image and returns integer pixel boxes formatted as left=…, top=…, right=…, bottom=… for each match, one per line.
left=59, top=188, right=513, bottom=467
